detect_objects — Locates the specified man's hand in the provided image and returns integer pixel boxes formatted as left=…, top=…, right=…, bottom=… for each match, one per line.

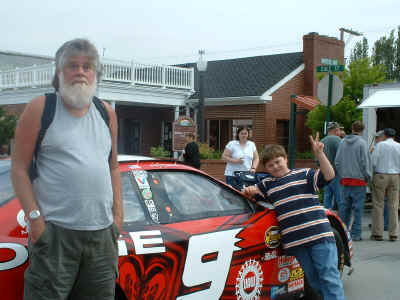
left=309, top=132, right=324, bottom=155
left=114, top=216, right=123, bottom=232
left=29, top=217, right=46, bottom=244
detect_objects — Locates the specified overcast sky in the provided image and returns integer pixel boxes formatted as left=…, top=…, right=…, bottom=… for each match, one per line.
left=2, top=0, right=399, bottom=65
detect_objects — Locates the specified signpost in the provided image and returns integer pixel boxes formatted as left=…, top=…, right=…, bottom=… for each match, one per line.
left=316, top=64, right=344, bottom=126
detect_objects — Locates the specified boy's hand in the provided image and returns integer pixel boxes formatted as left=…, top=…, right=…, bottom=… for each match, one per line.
left=243, top=185, right=264, bottom=201
left=309, top=132, right=324, bottom=155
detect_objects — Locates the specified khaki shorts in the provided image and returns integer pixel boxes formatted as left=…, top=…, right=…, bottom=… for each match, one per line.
left=24, top=222, right=119, bottom=300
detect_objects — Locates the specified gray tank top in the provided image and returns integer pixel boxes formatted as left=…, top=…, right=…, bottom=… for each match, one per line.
left=33, top=95, right=113, bottom=230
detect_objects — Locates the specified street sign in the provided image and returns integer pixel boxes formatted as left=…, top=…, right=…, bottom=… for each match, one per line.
left=317, top=74, right=343, bottom=106
left=321, top=58, right=338, bottom=65
left=316, top=65, right=344, bottom=72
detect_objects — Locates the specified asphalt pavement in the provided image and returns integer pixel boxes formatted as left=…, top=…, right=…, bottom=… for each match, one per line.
left=341, top=208, right=400, bottom=300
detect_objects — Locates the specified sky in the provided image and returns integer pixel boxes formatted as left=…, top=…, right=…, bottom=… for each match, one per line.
left=1, top=0, right=400, bottom=66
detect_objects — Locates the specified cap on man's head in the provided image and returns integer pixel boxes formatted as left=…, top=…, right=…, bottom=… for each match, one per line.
left=375, top=130, right=385, bottom=137
left=327, top=122, right=340, bottom=130
left=384, top=128, right=396, bottom=137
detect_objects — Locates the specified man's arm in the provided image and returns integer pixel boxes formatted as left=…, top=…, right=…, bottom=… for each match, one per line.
left=310, top=133, right=335, bottom=181
left=104, top=102, right=123, bottom=231
left=11, top=96, right=46, bottom=243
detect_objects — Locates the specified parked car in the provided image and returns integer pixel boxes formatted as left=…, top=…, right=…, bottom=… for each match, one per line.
left=0, top=156, right=352, bottom=300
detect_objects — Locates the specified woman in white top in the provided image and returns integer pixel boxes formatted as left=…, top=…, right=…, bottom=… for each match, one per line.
left=222, top=126, right=259, bottom=190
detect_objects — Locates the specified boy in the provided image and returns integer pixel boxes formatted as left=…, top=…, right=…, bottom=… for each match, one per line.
left=243, top=133, right=345, bottom=300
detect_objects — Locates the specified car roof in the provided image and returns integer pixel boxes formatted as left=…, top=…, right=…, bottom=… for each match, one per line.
left=118, top=154, right=155, bottom=162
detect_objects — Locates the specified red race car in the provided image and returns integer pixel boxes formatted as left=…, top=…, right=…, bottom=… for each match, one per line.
left=0, top=156, right=353, bottom=300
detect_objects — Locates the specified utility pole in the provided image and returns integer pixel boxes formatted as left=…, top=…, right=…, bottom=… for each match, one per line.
left=339, top=28, right=362, bottom=41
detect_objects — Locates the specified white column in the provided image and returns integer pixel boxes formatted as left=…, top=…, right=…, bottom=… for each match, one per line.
left=110, top=101, right=116, bottom=110
left=185, top=105, right=190, bottom=117
left=174, top=106, right=180, bottom=120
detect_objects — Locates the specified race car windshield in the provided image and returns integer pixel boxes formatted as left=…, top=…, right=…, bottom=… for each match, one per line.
left=0, top=160, right=14, bottom=206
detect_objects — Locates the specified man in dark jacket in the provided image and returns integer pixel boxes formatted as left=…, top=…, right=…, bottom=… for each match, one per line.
left=335, top=120, right=371, bottom=241
left=181, top=133, right=201, bottom=169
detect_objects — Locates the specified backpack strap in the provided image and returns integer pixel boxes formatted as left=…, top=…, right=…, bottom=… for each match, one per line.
left=28, top=93, right=57, bottom=181
left=92, top=96, right=112, bottom=162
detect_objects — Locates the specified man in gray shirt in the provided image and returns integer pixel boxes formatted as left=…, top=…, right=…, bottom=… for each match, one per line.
left=320, top=121, right=342, bottom=210
left=11, top=39, right=123, bottom=300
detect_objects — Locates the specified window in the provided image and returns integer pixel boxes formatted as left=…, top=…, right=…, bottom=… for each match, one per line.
left=208, top=119, right=253, bottom=152
left=151, top=171, right=251, bottom=221
left=121, top=172, right=147, bottom=224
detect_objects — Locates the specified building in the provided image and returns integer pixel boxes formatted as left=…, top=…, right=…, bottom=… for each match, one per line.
left=0, top=32, right=344, bottom=155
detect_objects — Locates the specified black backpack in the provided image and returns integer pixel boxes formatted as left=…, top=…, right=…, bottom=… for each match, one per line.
left=28, top=93, right=110, bottom=181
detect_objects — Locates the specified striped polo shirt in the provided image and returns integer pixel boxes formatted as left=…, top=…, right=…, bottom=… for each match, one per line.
left=257, top=168, right=335, bottom=253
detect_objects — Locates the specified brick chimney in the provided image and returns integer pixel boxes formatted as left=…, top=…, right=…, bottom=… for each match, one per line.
left=303, top=32, right=345, bottom=97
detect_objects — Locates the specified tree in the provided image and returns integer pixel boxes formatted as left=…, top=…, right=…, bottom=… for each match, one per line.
left=372, top=29, right=396, bottom=80
left=306, top=58, right=386, bottom=135
left=0, top=107, right=17, bottom=151
left=342, top=58, right=386, bottom=103
left=350, top=37, right=369, bottom=63
left=306, top=98, right=362, bottom=135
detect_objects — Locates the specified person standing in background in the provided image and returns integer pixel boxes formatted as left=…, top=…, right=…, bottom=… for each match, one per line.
left=369, top=130, right=389, bottom=232
left=371, top=128, right=400, bottom=241
left=320, top=121, right=342, bottom=210
left=222, top=126, right=259, bottom=190
left=181, top=133, right=201, bottom=169
left=335, top=120, right=371, bottom=241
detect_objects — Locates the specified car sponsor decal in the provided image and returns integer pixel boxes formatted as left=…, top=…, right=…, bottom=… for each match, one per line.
left=270, top=285, right=287, bottom=299
left=278, top=267, right=290, bottom=283
left=235, top=259, right=263, bottom=300
left=288, top=278, right=304, bottom=292
left=133, top=170, right=150, bottom=189
left=141, top=188, right=153, bottom=200
left=132, top=170, right=159, bottom=223
left=289, top=267, right=304, bottom=282
left=262, top=250, right=277, bottom=261
left=278, top=255, right=292, bottom=268
left=264, top=226, right=281, bottom=249
left=0, top=243, right=28, bottom=271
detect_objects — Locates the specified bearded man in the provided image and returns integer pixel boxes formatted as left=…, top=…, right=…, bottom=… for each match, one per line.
left=11, top=39, right=123, bottom=300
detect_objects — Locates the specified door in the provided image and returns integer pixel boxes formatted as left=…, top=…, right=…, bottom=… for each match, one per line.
left=124, top=119, right=141, bottom=154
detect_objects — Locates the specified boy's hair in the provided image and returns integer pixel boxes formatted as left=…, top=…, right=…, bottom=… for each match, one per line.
left=262, top=144, right=287, bottom=165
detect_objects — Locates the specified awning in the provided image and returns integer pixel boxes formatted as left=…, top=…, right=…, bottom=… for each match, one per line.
left=292, top=95, right=320, bottom=110
left=358, top=89, right=400, bottom=108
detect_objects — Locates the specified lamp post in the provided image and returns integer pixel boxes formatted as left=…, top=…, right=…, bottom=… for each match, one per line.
left=196, top=50, right=207, bottom=143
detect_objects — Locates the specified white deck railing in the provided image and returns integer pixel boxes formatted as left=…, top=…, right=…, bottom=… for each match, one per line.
left=0, top=59, right=194, bottom=91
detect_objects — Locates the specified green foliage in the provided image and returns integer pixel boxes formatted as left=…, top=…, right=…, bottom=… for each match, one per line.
left=0, top=107, right=17, bottom=147
left=197, top=143, right=222, bottom=159
left=295, top=151, right=314, bottom=159
left=350, top=37, right=369, bottom=63
left=341, top=58, right=386, bottom=103
left=306, top=98, right=363, bottom=135
left=372, top=29, right=396, bottom=80
left=150, top=145, right=170, bottom=158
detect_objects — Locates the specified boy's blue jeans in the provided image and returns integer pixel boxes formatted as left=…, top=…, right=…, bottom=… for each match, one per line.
left=339, top=186, right=366, bottom=240
left=293, top=240, right=345, bottom=300
left=323, top=176, right=342, bottom=210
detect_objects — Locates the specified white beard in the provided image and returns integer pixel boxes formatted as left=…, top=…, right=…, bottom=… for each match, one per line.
left=59, top=73, right=97, bottom=109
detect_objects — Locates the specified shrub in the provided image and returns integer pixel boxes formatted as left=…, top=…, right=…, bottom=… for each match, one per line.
left=197, top=143, right=222, bottom=159
left=150, top=146, right=170, bottom=158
